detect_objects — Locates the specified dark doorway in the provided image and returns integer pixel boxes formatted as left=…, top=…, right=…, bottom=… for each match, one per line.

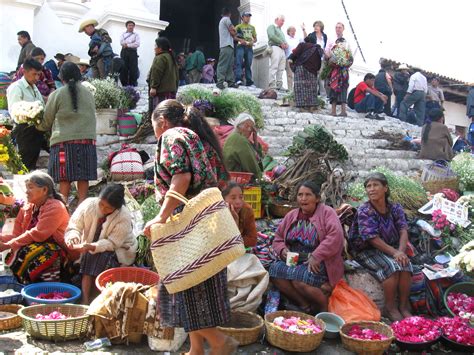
left=159, top=0, right=240, bottom=58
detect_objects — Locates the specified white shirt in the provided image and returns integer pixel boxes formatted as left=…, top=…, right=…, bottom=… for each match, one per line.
left=120, top=31, right=140, bottom=49
left=407, top=72, right=428, bottom=94
left=285, top=34, right=303, bottom=58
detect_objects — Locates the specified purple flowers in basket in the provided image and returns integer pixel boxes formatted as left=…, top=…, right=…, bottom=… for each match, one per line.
left=193, top=99, right=215, bottom=116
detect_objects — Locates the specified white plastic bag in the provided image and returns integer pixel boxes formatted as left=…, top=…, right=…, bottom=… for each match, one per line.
left=148, top=328, right=188, bottom=352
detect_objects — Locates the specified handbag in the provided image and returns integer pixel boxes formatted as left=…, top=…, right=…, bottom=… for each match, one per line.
left=110, top=145, right=144, bottom=181
left=150, top=187, right=245, bottom=294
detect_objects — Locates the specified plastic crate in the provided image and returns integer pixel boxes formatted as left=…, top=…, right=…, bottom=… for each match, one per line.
left=243, top=186, right=262, bottom=219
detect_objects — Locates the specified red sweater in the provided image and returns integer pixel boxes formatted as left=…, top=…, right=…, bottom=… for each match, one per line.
left=272, top=203, right=345, bottom=286
left=2, top=198, right=78, bottom=260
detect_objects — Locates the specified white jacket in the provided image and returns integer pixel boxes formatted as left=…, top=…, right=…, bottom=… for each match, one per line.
left=65, top=197, right=137, bottom=265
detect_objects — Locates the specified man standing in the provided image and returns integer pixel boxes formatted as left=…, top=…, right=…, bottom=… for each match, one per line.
left=44, top=53, right=65, bottom=84
left=78, top=19, right=114, bottom=79
left=7, top=59, right=46, bottom=171
left=399, top=68, right=427, bottom=126
left=427, top=77, right=444, bottom=109
left=392, top=64, right=410, bottom=117
left=16, top=31, right=36, bottom=70
left=120, top=20, right=140, bottom=86
left=235, top=12, right=256, bottom=86
left=267, top=15, right=288, bottom=90
left=216, top=8, right=237, bottom=90
left=186, top=46, right=206, bottom=84
left=325, top=22, right=346, bottom=58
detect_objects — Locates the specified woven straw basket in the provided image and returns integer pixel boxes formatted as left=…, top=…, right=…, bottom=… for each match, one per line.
left=151, top=188, right=245, bottom=294
left=421, top=161, right=459, bottom=194
left=265, top=311, right=326, bottom=352
left=340, top=321, right=394, bottom=355
left=217, top=311, right=264, bottom=346
left=0, top=304, right=23, bottom=331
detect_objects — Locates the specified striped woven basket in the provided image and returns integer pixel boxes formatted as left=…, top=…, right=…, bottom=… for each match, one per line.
left=151, top=188, right=245, bottom=294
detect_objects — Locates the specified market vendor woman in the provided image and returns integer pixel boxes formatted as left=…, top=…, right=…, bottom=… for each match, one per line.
left=349, top=172, right=413, bottom=321
left=270, top=181, right=345, bottom=313
left=0, top=171, right=77, bottom=284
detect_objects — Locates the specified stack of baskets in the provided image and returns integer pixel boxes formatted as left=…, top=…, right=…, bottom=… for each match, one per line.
left=421, top=161, right=459, bottom=194
left=265, top=311, right=326, bottom=352
left=340, top=321, right=394, bottom=355
left=95, top=267, right=159, bottom=291
left=217, top=311, right=264, bottom=346
left=18, top=304, right=90, bottom=341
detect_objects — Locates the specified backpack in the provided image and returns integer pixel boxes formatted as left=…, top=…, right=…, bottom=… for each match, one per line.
left=96, top=28, right=112, bottom=44
left=347, top=88, right=356, bottom=109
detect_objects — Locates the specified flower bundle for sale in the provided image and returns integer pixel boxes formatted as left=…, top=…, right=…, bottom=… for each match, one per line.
left=10, top=100, right=43, bottom=125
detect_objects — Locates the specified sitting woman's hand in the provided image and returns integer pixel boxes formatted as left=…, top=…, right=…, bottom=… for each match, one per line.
left=307, top=255, right=321, bottom=274
left=65, top=236, right=81, bottom=249
left=280, top=248, right=288, bottom=262
left=393, top=250, right=409, bottom=267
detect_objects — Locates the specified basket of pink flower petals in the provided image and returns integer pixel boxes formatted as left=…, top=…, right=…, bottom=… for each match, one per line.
left=340, top=321, right=394, bottom=355
left=438, top=316, right=474, bottom=352
left=264, top=311, right=325, bottom=352
left=18, top=304, right=90, bottom=341
left=391, top=316, right=442, bottom=351
left=443, top=282, right=474, bottom=321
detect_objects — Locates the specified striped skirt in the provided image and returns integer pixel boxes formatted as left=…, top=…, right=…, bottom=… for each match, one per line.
left=79, top=251, right=119, bottom=277
left=354, top=248, right=413, bottom=282
left=48, top=140, right=97, bottom=183
left=158, top=269, right=230, bottom=332
left=294, top=66, right=319, bottom=107
left=269, top=260, right=328, bottom=288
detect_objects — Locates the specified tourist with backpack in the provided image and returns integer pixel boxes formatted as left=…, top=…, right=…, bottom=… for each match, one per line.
left=79, top=19, right=114, bottom=79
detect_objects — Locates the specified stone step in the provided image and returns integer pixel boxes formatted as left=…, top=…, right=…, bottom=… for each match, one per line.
left=350, top=148, right=419, bottom=159
left=350, top=157, right=430, bottom=172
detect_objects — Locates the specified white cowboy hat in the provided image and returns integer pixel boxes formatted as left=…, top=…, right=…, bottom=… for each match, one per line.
left=397, top=63, right=410, bottom=71
left=78, top=19, right=98, bottom=33
left=76, top=58, right=90, bottom=67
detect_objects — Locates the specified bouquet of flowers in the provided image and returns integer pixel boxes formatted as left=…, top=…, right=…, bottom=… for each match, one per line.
left=450, top=240, right=474, bottom=274
left=10, top=100, right=44, bottom=125
left=329, top=43, right=353, bottom=67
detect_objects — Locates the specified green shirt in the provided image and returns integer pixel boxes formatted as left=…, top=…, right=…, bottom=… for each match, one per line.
left=37, top=83, right=96, bottom=146
left=235, top=23, right=257, bottom=46
left=185, top=50, right=206, bottom=72
left=223, top=131, right=262, bottom=179
left=7, top=77, right=44, bottom=117
left=149, top=52, right=179, bottom=93
left=267, top=24, right=286, bottom=47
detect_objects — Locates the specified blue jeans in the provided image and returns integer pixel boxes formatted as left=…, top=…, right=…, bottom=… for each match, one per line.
left=235, top=46, right=253, bottom=84
left=399, top=90, right=426, bottom=126
left=355, top=93, right=384, bottom=113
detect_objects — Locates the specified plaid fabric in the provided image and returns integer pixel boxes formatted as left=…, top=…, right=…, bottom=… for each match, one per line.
left=49, top=141, right=97, bottom=182
left=158, top=269, right=230, bottom=332
left=80, top=251, right=119, bottom=277
left=354, top=248, right=413, bottom=282
left=294, top=65, right=318, bottom=107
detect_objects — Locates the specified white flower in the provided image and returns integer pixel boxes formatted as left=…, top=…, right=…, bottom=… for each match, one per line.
left=81, top=81, right=97, bottom=95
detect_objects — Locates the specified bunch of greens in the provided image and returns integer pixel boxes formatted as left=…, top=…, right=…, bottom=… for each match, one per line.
left=135, top=195, right=161, bottom=268
left=347, top=167, right=428, bottom=216
left=178, top=85, right=264, bottom=128
left=286, top=124, right=348, bottom=161
left=450, top=153, right=474, bottom=191
left=90, top=77, right=122, bottom=109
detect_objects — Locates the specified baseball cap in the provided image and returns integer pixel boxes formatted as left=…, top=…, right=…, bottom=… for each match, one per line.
left=241, top=12, right=252, bottom=17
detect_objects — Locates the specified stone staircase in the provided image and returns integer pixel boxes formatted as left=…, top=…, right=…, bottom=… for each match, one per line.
left=37, top=85, right=431, bottom=179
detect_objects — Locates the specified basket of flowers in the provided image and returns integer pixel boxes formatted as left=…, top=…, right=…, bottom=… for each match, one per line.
left=443, top=282, right=474, bottom=320
left=264, top=311, right=325, bottom=352
left=18, top=303, right=90, bottom=341
left=21, top=282, right=81, bottom=305
left=438, top=316, right=474, bottom=352
left=391, top=316, right=442, bottom=351
left=340, top=321, right=394, bottom=355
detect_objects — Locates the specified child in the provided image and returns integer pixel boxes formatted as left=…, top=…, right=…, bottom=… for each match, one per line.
left=201, top=58, right=216, bottom=84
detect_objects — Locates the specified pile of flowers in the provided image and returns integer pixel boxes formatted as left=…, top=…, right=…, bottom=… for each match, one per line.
left=391, top=316, right=441, bottom=343
left=120, top=86, right=140, bottom=110
left=347, top=325, right=389, bottom=341
left=432, top=209, right=452, bottom=230
left=437, top=316, right=474, bottom=345
left=445, top=292, right=474, bottom=321
left=35, top=311, right=69, bottom=320
left=450, top=153, right=474, bottom=191
left=193, top=99, right=215, bottom=116
left=36, top=291, right=71, bottom=300
left=272, top=316, right=322, bottom=335
left=0, top=143, right=8, bottom=163
left=0, top=126, right=27, bottom=174
left=10, top=100, right=44, bottom=125
left=450, top=240, right=474, bottom=274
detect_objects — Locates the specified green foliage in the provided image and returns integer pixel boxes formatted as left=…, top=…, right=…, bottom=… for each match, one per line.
left=450, top=153, right=474, bottom=191
left=178, top=85, right=264, bottom=128
left=286, top=124, right=348, bottom=161
left=90, top=77, right=122, bottom=109
left=141, top=195, right=161, bottom=224
left=347, top=167, right=428, bottom=215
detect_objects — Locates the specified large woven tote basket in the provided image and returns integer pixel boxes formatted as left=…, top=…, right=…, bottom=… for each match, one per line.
left=150, top=187, right=245, bottom=294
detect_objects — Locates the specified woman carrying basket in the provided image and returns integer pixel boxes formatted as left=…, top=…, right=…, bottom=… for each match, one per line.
left=143, top=99, right=235, bottom=355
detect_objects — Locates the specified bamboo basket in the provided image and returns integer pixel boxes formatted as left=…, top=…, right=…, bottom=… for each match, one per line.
left=18, top=304, right=90, bottom=341
left=340, top=321, right=394, bottom=355
left=264, top=311, right=325, bottom=352
left=0, top=304, right=23, bottom=331
left=269, top=201, right=297, bottom=218
left=422, top=178, right=459, bottom=194
left=217, top=311, right=264, bottom=346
